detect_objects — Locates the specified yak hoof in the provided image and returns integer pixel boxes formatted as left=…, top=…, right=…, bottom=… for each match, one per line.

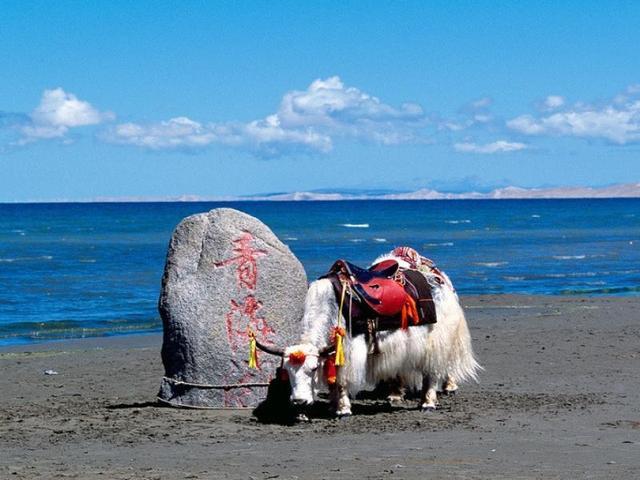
left=337, top=412, right=352, bottom=420
left=420, top=404, right=437, bottom=413
left=296, top=413, right=311, bottom=423
left=443, top=389, right=457, bottom=396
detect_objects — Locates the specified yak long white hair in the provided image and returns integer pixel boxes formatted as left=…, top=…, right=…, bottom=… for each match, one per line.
left=296, top=252, right=481, bottom=398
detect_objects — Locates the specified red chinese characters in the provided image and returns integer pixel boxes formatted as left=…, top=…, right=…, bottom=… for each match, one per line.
left=214, top=232, right=267, bottom=290
left=224, top=296, right=274, bottom=353
left=215, top=231, right=275, bottom=355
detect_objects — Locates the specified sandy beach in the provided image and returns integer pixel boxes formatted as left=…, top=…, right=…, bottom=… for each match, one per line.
left=1, top=294, right=639, bottom=479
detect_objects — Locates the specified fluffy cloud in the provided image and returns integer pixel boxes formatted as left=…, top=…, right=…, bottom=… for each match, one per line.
left=105, top=76, right=425, bottom=155
left=18, top=88, right=114, bottom=143
left=454, top=140, right=527, bottom=154
left=106, top=117, right=219, bottom=150
left=541, top=95, right=565, bottom=110
left=104, top=115, right=331, bottom=156
left=276, top=76, right=424, bottom=143
left=508, top=88, right=640, bottom=144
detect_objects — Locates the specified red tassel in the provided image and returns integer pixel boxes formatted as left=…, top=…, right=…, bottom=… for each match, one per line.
left=401, top=296, right=419, bottom=329
left=408, top=296, right=419, bottom=325
left=324, top=356, right=337, bottom=385
left=288, top=350, right=307, bottom=366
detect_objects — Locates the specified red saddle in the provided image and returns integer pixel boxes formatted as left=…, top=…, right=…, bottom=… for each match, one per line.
left=328, top=259, right=413, bottom=318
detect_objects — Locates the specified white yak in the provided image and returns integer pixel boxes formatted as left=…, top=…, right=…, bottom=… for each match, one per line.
left=259, top=248, right=481, bottom=418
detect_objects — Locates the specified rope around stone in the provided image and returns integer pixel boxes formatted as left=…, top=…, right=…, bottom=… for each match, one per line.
left=162, top=376, right=269, bottom=390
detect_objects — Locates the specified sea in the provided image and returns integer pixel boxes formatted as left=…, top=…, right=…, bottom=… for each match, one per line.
left=1, top=199, right=638, bottom=346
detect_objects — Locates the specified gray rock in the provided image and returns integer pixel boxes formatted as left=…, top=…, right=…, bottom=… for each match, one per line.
left=157, top=208, right=307, bottom=408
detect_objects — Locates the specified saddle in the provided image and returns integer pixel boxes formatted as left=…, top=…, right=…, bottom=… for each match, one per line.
left=323, top=257, right=437, bottom=337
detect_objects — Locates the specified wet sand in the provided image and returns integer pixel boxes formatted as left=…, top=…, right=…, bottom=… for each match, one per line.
left=1, top=295, right=639, bottom=479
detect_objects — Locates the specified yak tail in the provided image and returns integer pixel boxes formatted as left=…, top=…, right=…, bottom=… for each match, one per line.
left=447, top=310, right=483, bottom=384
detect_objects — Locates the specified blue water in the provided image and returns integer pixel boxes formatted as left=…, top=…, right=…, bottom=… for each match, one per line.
left=1, top=199, right=639, bottom=345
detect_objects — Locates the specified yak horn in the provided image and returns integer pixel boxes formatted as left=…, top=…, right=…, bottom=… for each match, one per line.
left=254, top=339, right=285, bottom=357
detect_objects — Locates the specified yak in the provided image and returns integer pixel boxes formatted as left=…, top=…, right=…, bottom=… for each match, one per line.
left=256, top=247, right=481, bottom=418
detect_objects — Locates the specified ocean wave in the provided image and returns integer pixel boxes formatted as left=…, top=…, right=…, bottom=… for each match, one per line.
left=445, top=219, right=471, bottom=224
left=531, top=214, right=541, bottom=218
left=544, top=272, right=597, bottom=278
left=79, top=259, right=97, bottom=263
left=373, top=238, right=387, bottom=243
left=0, top=318, right=161, bottom=344
left=473, top=261, right=508, bottom=267
left=560, top=285, right=640, bottom=295
left=503, top=276, right=525, bottom=281
left=349, top=238, right=366, bottom=243
left=0, top=255, right=53, bottom=263
left=340, top=223, right=369, bottom=228
left=424, top=242, right=454, bottom=247
left=553, top=255, right=586, bottom=260
left=283, top=236, right=298, bottom=241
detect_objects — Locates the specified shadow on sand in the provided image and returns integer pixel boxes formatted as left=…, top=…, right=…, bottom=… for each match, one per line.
left=252, top=370, right=408, bottom=425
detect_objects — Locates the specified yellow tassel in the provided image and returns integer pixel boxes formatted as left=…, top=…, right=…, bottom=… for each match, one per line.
left=335, top=331, right=345, bottom=366
left=333, top=281, right=348, bottom=367
left=248, top=333, right=258, bottom=369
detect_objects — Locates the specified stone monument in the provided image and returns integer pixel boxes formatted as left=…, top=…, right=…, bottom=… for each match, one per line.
left=157, top=208, right=307, bottom=408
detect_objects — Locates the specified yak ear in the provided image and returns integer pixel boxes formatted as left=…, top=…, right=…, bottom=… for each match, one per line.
left=319, top=345, right=336, bottom=358
left=254, top=339, right=284, bottom=357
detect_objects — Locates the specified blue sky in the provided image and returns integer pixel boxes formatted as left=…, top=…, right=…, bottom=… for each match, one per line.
left=1, top=1, right=640, bottom=201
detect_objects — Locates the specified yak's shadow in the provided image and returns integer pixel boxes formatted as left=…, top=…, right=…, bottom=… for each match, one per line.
left=252, top=371, right=407, bottom=425
left=252, top=368, right=297, bottom=425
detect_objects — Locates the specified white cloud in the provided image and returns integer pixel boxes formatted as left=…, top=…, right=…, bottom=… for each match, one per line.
left=541, top=95, right=565, bottom=110
left=106, top=117, right=218, bottom=149
left=469, top=97, right=492, bottom=109
left=277, top=76, right=424, bottom=142
left=19, top=88, right=114, bottom=143
left=32, top=88, right=112, bottom=128
left=105, top=76, right=425, bottom=155
left=508, top=87, right=640, bottom=144
left=506, top=115, right=545, bottom=135
left=454, top=140, right=527, bottom=154
left=103, top=114, right=332, bottom=156
left=241, top=115, right=333, bottom=155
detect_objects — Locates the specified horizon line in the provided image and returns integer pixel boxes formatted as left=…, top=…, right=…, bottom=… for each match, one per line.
left=3, top=182, right=640, bottom=204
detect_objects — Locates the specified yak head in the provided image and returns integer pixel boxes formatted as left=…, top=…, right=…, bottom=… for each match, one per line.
left=282, top=343, right=323, bottom=407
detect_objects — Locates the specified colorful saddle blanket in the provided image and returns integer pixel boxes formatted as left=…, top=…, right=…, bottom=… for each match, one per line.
left=323, top=257, right=437, bottom=336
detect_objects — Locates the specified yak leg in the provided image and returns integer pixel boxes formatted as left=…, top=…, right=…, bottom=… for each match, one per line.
left=443, top=376, right=458, bottom=395
left=420, top=375, right=439, bottom=411
left=386, top=377, right=405, bottom=404
left=329, top=383, right=352, bottom=417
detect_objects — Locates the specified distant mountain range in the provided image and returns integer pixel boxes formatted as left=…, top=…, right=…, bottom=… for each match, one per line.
left=192, top=183, right=640, bottom=201
left=14, top=183, right=640, bottom=203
